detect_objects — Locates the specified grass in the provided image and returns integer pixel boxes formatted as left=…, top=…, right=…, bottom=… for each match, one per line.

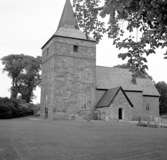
left=0, top=118, right=167, bottom=160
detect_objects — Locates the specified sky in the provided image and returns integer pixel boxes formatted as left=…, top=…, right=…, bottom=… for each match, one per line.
left=0, top=0, right=167, bottom=103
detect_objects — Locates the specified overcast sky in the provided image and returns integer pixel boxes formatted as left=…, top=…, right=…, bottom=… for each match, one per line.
left=0, top=0, right=166, bottom=103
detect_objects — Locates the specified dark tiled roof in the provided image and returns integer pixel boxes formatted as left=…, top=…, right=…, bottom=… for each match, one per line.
left=96, top=66, right=160, bottom=96
left=96, top=87, right=133, bottom=108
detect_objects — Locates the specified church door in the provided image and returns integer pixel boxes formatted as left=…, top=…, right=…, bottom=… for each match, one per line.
left=118, top=108, right=123, bottom=120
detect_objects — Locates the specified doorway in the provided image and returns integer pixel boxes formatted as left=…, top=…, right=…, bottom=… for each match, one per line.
left=118, top=108, right=123, bottom=120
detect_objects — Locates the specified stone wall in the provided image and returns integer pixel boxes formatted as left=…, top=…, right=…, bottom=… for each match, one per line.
left=41, top=36, right=96, bottom=119
left=125, top=91, right=159, bottom=120
left=125, top=91, right=143, bottom=120
left=142, top=96, right=159, bottom=119
left=97, top=90, right=134, bottom=121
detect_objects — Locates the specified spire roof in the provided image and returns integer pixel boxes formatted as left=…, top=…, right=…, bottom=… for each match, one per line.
left=54, top=0, right=95, bottom=41
left=42, top=0, right=95, bottom=49
left=57, top=0, right=78, bottom=30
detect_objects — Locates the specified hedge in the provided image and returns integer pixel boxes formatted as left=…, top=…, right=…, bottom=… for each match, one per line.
left=0, top=97, right=33, bottom=119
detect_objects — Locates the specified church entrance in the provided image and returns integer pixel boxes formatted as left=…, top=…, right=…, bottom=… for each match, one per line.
left=118, top=108, right=123, bottom=120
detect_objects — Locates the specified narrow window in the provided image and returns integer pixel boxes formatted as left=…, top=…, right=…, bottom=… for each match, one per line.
left=73, top=45, right=79, bottom=52
left=146, top=104, right=150, bottom=111
left=118, top=108, right=123, bottom=120
left=46, top=48, right=49, bottom=55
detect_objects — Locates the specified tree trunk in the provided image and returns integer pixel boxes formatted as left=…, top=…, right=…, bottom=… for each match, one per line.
left=10, top=87, right=18, bottom=99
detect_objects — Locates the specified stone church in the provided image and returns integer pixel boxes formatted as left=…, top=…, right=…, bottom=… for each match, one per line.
left=41, top=0, right=160, bottom=121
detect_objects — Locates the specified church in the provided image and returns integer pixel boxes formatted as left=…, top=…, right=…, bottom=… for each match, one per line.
left=40, top=0, right=160, bottom=121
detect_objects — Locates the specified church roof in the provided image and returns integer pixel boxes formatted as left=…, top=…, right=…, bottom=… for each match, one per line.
left=96, top=87, right=133, bottom=108
left=96, top=66, right=160, bottom=96
left=54, top=0, right=95, bottom=41
left=57, top=0, right=79, bottom=30
left=42, top=0, right=95, bottom=49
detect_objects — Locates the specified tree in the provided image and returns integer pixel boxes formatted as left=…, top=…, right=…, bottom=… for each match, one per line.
left=73, top=0, right=167, bottom=73
left=114, top=63, right=152, bottom=79
left=1, top=54, right=41, bottom=102
left=155, top=81, right=167, bottom=115
left=2, top=54, right=25, bottom=99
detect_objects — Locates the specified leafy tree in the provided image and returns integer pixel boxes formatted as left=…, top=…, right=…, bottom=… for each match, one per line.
left=1, top=54, right=41, bottom=102
left=114, top=63, right=152, bottom=79
left=2, top=55, right=24, bottom=99
left=17, top=56, right=41, bottom=102
left=155, top=81, right=167, bottom=115
left=73, top=0, right=167, bottom=73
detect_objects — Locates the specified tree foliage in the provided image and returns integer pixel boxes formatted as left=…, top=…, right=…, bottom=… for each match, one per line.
left=1, top=54, right=41, bottom=102
left=0, top=97, right=33, bottom=119
left=114, top=63, right=152, bottom=79
left=73, top=0, right=167, bottom=72
left=155, top=81, right=167, bottom=115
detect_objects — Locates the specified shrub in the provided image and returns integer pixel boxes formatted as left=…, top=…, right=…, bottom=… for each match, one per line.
left=0, top=97, right=17, bottom=118
left=0, top=97, right=33, bottom=119
left=0, top=105, right=13, bottom=119
left=28, top=103, right=41, bottom=116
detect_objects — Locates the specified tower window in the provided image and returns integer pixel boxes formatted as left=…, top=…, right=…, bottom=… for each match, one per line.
left=73, top=45, right=79, bottom=52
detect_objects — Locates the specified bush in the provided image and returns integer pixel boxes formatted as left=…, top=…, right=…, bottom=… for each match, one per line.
left=0, top=97, right=33, bottom=119
left=0, top=105, right=13, bottom=119
left=137, top=121, right=159, bottom=128
left=0, top=97, right=17, bottom=118
left=28, top=103, right=41, bottom=116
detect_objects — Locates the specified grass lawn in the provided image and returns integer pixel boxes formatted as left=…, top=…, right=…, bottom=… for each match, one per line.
left=0, top=118, right=167, bottom=160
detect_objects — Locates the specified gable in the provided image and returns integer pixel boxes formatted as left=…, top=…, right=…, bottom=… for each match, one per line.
left=96, top=87, right=133, bottom=108
left=96, top=66, right=160, bottom=96
left=95, top=89, right=106, bottom=105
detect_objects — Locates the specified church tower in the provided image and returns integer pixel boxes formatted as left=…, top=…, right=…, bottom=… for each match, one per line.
left=41, top=0, right=96, bottom=119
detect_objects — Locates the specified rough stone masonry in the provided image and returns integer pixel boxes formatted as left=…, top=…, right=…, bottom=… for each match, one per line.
left=40, top=0, right=96, bottom=119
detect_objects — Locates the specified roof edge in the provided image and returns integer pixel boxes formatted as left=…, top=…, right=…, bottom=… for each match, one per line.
left=143, top=94, right=160, bottom=97
left=41, top=34, right=96, bottom=49
left=120, top=87, right=134, bottom=108
left=124, top=90, right=143, bottom=93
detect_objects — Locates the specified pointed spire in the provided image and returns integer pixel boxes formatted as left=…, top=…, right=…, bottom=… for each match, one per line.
left=57, top=0, right=79, bottom=30
left=53, top=0, right=95, bottom=42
